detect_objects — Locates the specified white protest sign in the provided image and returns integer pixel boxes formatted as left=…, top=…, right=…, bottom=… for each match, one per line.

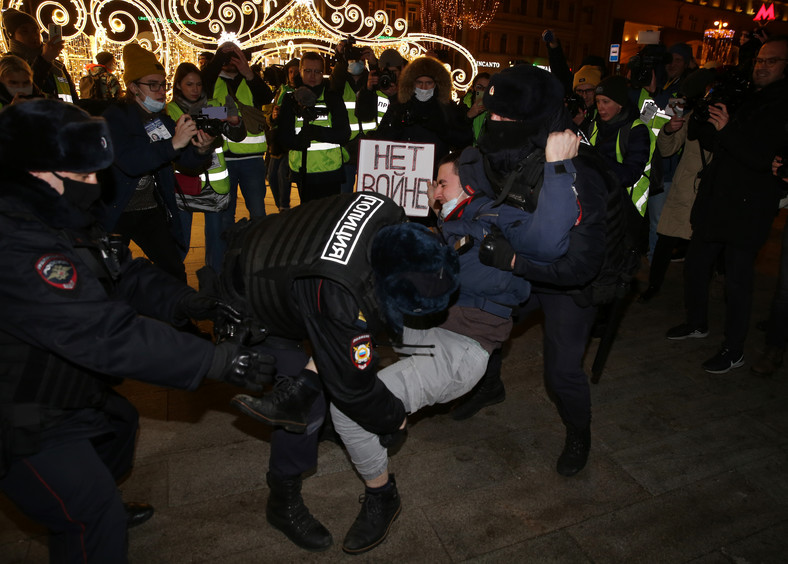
left=357, top=139, right=435, bottom=217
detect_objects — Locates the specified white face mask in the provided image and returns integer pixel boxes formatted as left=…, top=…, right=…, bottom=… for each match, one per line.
left=6, top=84, right=33, bottom=97
left=439, top=195, right=461, bottom=219
left=414, top=87, right=434, bottom=102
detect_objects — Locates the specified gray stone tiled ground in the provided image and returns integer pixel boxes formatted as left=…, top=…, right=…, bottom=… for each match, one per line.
left=3, top=209, right=788, bottom=562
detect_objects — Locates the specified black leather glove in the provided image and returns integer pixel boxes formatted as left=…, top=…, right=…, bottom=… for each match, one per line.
left=212, top=343, right=276, bottom=393
left=175, top=290, right=243, bottom=324
left=478, top=225, right=515, bottom=272
left=379, top=425, right=408, bottom=452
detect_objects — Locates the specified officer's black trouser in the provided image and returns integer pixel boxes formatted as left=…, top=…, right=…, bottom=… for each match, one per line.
left=258, top=340, right=327, bottom=480
left=0, top=393, right=138, bottom=564
left=519, top=292, right=595, bottom=430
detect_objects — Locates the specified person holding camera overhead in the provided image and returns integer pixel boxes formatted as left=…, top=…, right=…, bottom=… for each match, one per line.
left=278, top=51, right=350, bottom=203
left=100, top=44, right=214, bottom=282
left=166, top=62, right=246, bottom=272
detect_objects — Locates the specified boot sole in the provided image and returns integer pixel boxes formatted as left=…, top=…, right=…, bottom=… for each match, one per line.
left=230, top=396, right=307, bottom=433
left=341, top=503, right=402, bottom=555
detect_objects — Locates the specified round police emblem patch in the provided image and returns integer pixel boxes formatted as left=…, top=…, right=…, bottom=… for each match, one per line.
left=350, top=334, right=372, bottom=370
left=36, top=254, right=78, bottom=290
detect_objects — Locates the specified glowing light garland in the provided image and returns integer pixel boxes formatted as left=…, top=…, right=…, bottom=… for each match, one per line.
left=0, top=0, right=477, bottom=91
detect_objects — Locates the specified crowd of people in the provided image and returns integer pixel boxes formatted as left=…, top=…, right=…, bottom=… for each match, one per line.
left=0, top=8, right=787, bottom=561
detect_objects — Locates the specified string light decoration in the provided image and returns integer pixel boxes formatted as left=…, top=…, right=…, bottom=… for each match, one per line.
left=0, top=0, right=477, bottom=91
left=421, top=0, right=500, bottom=37
left=462, top=0, right=500, bottom=29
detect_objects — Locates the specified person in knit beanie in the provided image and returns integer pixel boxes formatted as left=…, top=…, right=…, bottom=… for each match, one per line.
left=100, top=43, right=214, bottom=282
left=2, top=7, right=78, bottom=102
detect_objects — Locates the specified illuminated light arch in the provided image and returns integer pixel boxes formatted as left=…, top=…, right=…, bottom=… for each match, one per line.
left=0, top=0, right=477, bottom=92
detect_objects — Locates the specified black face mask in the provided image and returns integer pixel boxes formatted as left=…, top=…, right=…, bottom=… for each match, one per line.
left=476, top=118, right=539, bottom=155
left=53, top=172, right=101, bottom=212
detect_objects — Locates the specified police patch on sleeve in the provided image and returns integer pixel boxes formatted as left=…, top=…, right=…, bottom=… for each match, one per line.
left=350, top=334, right=373, bottom=370
left=36, top=254, right=78, bottom=290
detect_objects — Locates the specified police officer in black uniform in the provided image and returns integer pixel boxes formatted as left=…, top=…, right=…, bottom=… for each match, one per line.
left=220, top=192, right=460, bottom=552
left=0, top=99, right=274, bottom=563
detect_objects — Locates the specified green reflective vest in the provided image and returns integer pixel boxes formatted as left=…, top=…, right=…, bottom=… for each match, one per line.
left=288, top=89, right=343, bottom=174
left=212, top=78, right=267, bottom=155
left=166, top=100, right=231, bottom=194
left=590, top=119, right=656, bottom=216
left=462, top=90, right=486, bottom=142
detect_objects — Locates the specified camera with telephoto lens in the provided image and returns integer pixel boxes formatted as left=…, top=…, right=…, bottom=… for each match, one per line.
left=190, top=114, right=223, bottom=137
left=691, top=69, right=751, bottom=126
left=627, top=44, right=671, bottom=89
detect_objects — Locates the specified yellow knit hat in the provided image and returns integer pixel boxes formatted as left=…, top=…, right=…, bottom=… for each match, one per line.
left=122, top=43, right=165, bottom=85
left=573, top=65, right=602, bottom=91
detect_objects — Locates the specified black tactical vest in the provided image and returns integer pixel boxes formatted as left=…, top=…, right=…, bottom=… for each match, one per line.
left=230, top=193, right=405, bottom=340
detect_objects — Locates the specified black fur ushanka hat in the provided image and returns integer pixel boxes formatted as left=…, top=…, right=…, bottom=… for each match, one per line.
left=0, top=99, right=114, bottom=172
left=371, top=222, right=460, bottom=336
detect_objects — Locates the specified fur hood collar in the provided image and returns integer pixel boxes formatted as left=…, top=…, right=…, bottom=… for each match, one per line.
left=398, top=56, right=452, bottom=104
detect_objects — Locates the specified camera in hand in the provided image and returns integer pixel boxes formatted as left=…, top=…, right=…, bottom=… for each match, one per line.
left=292, top=86, right=328, bottom=122
left=564, top=92, right=586, bottom=119
left=627, top=44, right=671, bottom=89
left=343, top=35, right=363, bottom=62
left=691, top=69, right=751, bottom=125
left=190, top=114, right=224, bottom=137
left=377, top=68, right=397, bottom=90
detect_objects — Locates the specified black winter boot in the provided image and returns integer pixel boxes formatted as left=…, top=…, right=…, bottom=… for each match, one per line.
left=266, top=472, right=333, bottom=552
left=556, top=425, right=591, bottom=477
left=451, top=349, right=505, bottom=421
left=231, top=371, right=320, bottom=433
left=342, top=475, right=402, bottom=554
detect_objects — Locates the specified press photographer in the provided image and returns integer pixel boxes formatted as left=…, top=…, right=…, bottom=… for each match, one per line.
left=356, top=48, right=407, bottom=132
left=666, top=35, right=788, bottom=374
left=277, top=51, right=350, bottom=202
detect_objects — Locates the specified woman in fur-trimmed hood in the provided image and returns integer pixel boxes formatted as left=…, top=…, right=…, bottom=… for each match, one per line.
left=397, top=56, right=452, bottom=104
left=374, top=56, right=471, bottom=169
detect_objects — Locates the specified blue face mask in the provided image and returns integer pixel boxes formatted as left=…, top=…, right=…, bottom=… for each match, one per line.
left=440, top=195, right=461, bottom=219
left=140, top=95, right=165, bottom=113
left=348, top=61, right=365, bottom=76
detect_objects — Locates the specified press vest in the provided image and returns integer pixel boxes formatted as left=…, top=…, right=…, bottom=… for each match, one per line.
left=51, top=62, right=73, bottom=103
left=288, top=88, right=343, bottom=173
left=231, top=193, right=405, bottom=340
left=212, top=78, right=267, bottom=155
left=166, top=100, right=231, bottom=194
left=590, top=119, right=656, bottom=216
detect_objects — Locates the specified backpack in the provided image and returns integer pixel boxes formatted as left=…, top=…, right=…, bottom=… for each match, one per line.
left=78, top=73, right=102, bottom=100
left=484, top=142, right=641, bottom=306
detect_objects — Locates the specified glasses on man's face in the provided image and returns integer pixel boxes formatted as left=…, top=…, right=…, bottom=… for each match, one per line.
left=754, top=57, right=788, bottom=67
left=136, top=81, right=169, bottom=92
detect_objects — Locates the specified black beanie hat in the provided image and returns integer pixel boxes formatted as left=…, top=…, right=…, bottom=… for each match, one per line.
left=483, top=64, right=564, bottom=123
left=0, top=99, right=114, bottom=172
left=2, top=8, right=37, bottom=39
left=96, top=51, right=114, bottom=66
left=595, top=75, right=630, bottom=108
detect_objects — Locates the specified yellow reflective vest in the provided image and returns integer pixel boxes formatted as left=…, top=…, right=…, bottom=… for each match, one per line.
left=288, top=89, right=343, bottom=174
left=212, top=78, right=267, bottom=155
left=166, top=100, right=231, bottom=194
